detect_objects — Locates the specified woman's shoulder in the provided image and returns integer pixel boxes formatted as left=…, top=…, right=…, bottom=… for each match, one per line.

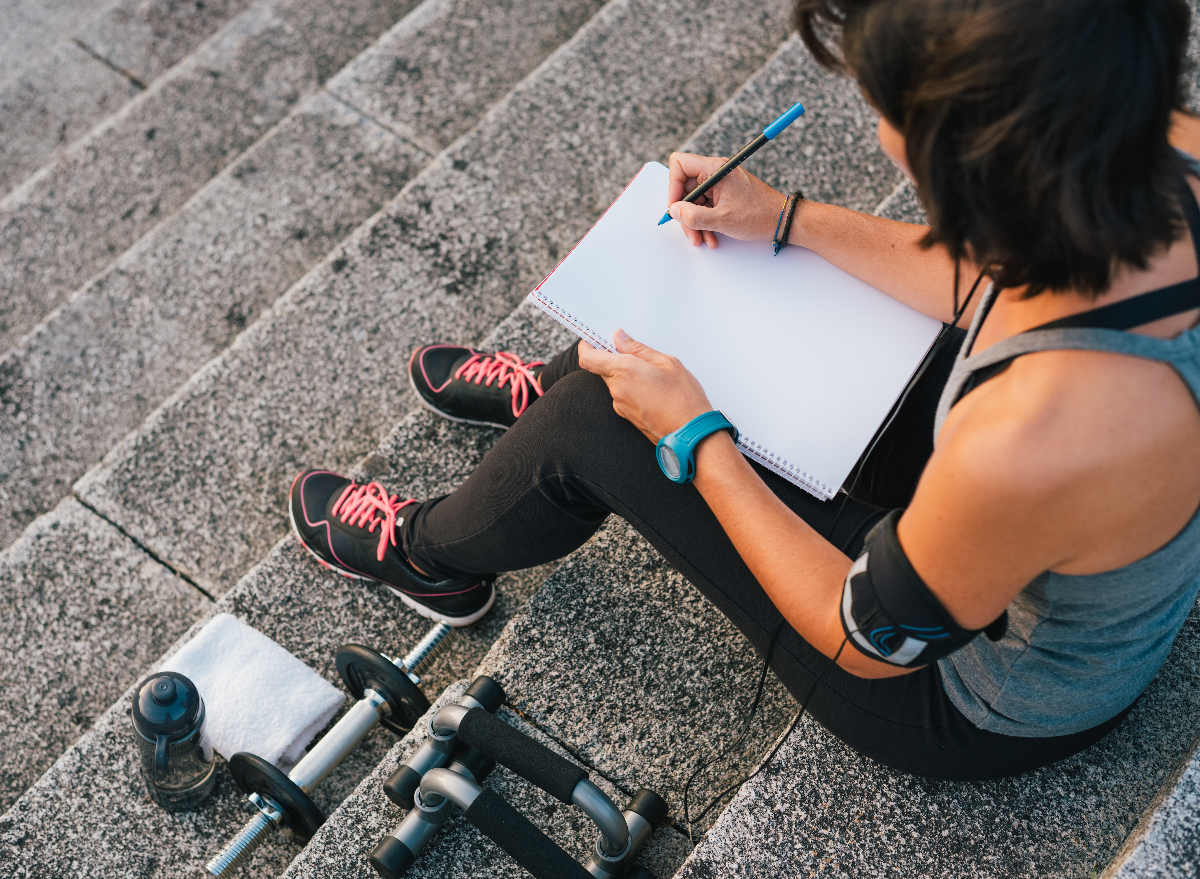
left=929, top=347, right=1200, bottom=573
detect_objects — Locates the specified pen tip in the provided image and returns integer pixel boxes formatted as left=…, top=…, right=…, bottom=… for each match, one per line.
left=657, top=212, right=672, bottom=225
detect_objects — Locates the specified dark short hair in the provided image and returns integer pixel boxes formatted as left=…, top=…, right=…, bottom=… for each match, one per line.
left=794, top=0, right=1191, bottom=298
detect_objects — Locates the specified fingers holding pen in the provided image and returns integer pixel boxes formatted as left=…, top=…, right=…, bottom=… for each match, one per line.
left=667, top=152, right=728, bottom=203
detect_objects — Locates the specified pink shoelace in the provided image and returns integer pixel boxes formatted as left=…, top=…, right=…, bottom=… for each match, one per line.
left=331, top=481, right=416, bottom=562
left=454, top=351, right=546, bottom=419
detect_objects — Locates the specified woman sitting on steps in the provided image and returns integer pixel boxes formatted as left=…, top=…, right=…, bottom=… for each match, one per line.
left=289, top=0, right=1200, bottom=780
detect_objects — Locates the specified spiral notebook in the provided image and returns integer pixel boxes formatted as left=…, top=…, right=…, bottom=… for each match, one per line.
left=529, top=161, right=942, bottom=500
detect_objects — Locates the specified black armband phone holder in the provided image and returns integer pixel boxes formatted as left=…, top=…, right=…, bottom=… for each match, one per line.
left=840, top=511, right=1007, bottom=667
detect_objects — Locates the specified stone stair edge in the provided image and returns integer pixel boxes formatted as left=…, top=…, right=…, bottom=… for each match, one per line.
left=0, top=89, right=423, bottom=546
left=0, top=0, right=420, bottom=356
left=7, top=0, right=626, bottom=549
left=0, top=0, right=280, bottom=213
left=0, top=0, right=265, bottom=199
left=0, top=85, right=403, bottom=364
left=1100, top=731, right=1200, bottom=879
left=0, top=493, right=212, bottom=813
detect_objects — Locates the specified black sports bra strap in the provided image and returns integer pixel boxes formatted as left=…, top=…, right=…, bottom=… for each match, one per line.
left=1030, top=174, right=1200, bottom=333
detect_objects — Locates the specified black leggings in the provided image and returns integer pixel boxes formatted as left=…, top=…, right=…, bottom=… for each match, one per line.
left=398, top=334, right=1132, bottom=781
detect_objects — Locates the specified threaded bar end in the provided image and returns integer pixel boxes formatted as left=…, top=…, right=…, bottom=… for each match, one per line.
left=400, top=623, right=455, bottom=676
left=205, top=811, right=274, bottom=876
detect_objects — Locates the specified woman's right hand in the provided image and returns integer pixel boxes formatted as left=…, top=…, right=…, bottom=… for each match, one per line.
left=666, top=152, right=786, bottom=248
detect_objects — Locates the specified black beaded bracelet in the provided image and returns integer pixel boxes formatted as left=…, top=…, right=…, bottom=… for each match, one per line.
left=772, top=190, right=803, bottom=256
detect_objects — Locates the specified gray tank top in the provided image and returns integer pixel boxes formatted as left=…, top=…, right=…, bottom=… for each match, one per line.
left=932, top=163, right=1200, bottom=737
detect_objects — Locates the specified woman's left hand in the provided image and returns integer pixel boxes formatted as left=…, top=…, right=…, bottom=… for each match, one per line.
left=577, top=330, right=713, bottom=442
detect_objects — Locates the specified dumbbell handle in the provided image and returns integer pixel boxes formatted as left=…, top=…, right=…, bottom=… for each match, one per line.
left=291, top=689, right=386, bottom=791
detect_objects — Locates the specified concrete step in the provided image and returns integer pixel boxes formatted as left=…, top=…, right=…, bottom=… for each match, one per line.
left=0, top=0, right=416, bottom=355
left=282, top=680, right=693, bottom=879
left=0, top=0, right=117, bottom=85
left=0, top=496, right=209, bottom=813
left=672, top=600, right=1200, bottom=878
left=0, top=0, right=608, bottom=548
left=0, top=0, right=258, bottom=197
left=1104, top=737, right=1200, bottom=879
left=0, top=90, right=420, bottom=548
left=72, top=0, right=798, bottom=598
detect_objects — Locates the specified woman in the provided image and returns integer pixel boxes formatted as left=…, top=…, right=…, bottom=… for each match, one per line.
left=288, top=0, right=1200, bottom=780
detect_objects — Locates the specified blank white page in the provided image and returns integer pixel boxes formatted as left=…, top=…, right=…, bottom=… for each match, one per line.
left=530, top=161, right=941, bottom=499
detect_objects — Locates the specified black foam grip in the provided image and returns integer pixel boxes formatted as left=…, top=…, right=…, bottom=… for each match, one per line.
left=457, top=708, right=587, bottom=803
left=464, top=789, right=592, bottom=879
left=368, top=836, right=415, bottom=879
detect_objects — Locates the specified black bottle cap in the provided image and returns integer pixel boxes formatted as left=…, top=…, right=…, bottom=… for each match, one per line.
left=132, top=672, right=203, bottom=772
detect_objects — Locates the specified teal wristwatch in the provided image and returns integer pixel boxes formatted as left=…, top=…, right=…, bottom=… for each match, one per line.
left=656, top=410, right=738, bottom=484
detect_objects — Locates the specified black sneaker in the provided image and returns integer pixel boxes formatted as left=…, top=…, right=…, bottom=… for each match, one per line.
left=408, top=344, right=545, bottom=429
left=288, top=470, right=494, bottom=626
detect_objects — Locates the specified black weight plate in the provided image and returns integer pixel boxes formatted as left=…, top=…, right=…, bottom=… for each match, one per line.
left=335, top=644, right=431, bottom=735
left=228, top=752, right=325, bottom=843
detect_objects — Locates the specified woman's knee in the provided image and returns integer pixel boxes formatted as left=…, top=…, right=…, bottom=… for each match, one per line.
left=516, top=367, right=654, bottom=475
left=526, top=368, right=622, bottom=431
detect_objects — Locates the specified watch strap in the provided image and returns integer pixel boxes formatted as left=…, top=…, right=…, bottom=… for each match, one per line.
left=674, top=410, right=738, bottom=447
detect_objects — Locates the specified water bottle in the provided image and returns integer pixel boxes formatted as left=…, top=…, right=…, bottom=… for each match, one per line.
left=131, top=671, right=216, bottom=811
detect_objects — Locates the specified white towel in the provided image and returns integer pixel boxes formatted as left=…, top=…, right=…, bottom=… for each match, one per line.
left=162, top=613, right=345, bottom=769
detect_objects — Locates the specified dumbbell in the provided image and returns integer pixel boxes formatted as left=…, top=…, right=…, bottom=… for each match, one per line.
left=204, top=622, right=483, bottom=875
left=370, top=701, right=669, bottom=879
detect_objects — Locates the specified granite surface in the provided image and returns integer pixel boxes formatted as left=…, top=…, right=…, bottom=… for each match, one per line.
left=475, top=519, right=799, bottom=840
left=0, top=497, right=209, bottom=813
left=77, top=0, right=258, bottom=85
left=1103, top=738, right=1200, bottom=879
left=683, top=35, right=902, bottom=214
left=283, top=680, right=693, bottom=879
left=0, top=41, right=139, bottom=197
left=75, top=0, right=794, bottom=596
left=0, top=0, right=416, bottom=354
left=327, top=0, right=608, bottom=155
left=0, top=0, right=115, bottom=85
left=874, top=179, right=927, bottom=225
left=0, top=0, right=264, bottom=199
left=674, top=600, right=1200, bottom=878
left=0, top=90, right=421, bottom=547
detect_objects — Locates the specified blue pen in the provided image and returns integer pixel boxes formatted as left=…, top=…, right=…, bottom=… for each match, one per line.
left=658, top=102, right=805, bottom=225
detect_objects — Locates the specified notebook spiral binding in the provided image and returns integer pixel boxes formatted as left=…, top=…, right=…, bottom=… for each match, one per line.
left=529, top=292, right=835, bottom=501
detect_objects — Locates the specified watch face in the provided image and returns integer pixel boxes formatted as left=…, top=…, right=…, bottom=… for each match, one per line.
left=658, top=444, right=681, bottom=480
